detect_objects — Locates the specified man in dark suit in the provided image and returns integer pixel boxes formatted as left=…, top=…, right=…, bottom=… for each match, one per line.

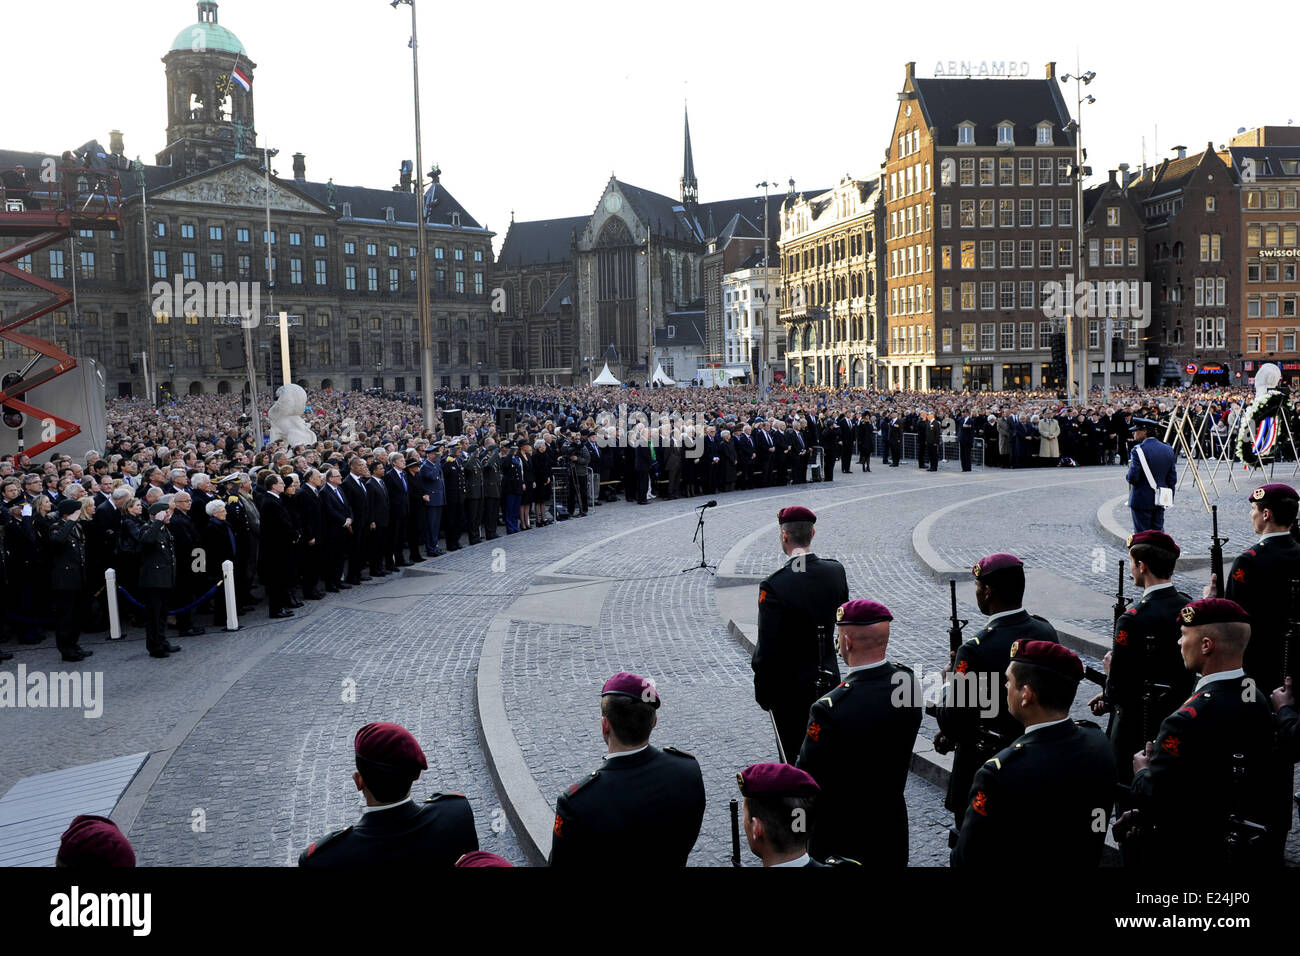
left=888, top=415, right=903, bottom=467
left=479, top=442, right=501, bottom=540
left=836, top=412, right=854, bottom=474
left=296, top=469, right=325, bottom=598
left=50, top=499, right=93, bottom=662
left=796, top=599, right=921, bottom=866
left=549, top=673, right=705, bottom=867
left=1126, top=418, right=1176, bottom=532
left=138, top=501, right=182, bottom=658
left=735, top=427, right=755, bottom=491
left=633, top=428, right=652, bottom=504
left=1121, top=599, right=1290, bottom=866
left=935, top=553, right=1058, bottom=831
left=341, top=458, right=371, bottom=582
left=753, top=421, right=774, bottom=487
left=952, top=641, right=1116, bottom=867
left=958, top=410, right=975, bottom=472
left=300, top=722, right=478, bottom=867
left=1087, top=531, right=1193, bottom=790
left=384, top=454, right=412, bottom=564
left=320, top=468, right=352, bottom=591
left=856, top=413, right=874, bottom=472
left=366, top=462, right=391, bottom=576
left=404, top=457, right=426, bottom=559
left=790, top=422, right=809, bottom=484
left=926, top=412, right=943, bottom=472
left=259, top=472, right=297, bottom=618
left=752, top=506, right=850, bottom=762
left=167, top=492, right=206, bottom=636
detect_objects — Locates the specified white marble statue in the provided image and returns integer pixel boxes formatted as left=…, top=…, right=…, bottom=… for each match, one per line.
left=267, top=384, right=317, bottom=446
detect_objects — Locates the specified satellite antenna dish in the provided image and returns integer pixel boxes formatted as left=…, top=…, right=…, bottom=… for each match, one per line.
left=1237, top=127, right=1247, bottom=134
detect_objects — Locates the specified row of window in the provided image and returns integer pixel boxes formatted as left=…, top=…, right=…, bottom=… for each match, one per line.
left=1248, top=261, right=1299, bottom=283
left=927, top=279, right=1145, bottom=314
left=956, top=121, right=1055, bottom=147
left=889, top=163, right=931, bottom=202
left=1246, top=224, right=1299, bottom=248
left=952, top=156, right=1071, bottom=188
left=783, top=232, right=871, bottom=272
left=889, top=201, right=931, bottom=239
left=933, top=239, right=1078, bottom=272
left=1247, top=296, right=1300, bottom=318
left=1245, top=188, right=1300, bottom=210
left=943, top=197, right=1075, bottom=229
left=147, top=221, right=485, bottom=263
left=1247, top=329, right=1300, bottom=352
left=928, top=319, right=1142, bottom=353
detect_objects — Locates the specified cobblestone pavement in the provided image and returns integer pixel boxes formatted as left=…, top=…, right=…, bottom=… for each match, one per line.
left=5, top=460, right=1295, bottom=865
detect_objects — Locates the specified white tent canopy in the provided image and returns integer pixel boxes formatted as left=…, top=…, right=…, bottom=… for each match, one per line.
left=651, top=362, right=675, bottom=386
left=592, top=362, right=621, bottom=386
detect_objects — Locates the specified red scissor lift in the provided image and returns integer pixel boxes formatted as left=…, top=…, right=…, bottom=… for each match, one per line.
left=0, top=165, right=121, bottom=463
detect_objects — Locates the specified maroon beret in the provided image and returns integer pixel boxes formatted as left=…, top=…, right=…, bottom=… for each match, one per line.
left=455, top=851, right=515, bottom=867
left=973, top=553, right=1023, bottom=579
left=1127, top=530, right=1180, bottom=555
left=354, top=722, right=428, bottom=774
left=601, top=671, right=660, bottom=709
left=777, top=506, right=816, bottom=524
left=836, top=599, right=892, bottom=626
left=57, top=815, right=136, bottom=867
left=736, top=763, right=820, bottom=798
left=1249, top=483, right=1299, bottom=510
left=1178, top=598, right=1250, bottom=627
left=1008, top=640, right=1083, bottom=681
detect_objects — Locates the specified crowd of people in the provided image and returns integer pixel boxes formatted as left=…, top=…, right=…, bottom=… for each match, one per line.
left=0, top=381, right=1287, bottom=664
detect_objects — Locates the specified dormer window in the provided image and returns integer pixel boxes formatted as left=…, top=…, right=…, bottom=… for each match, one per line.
left=957, top=122, right=975, bottom=146
left=1036, top=123, right=1053, bottom=145
left=451, top=212, right=461, bottom=227
left=997, top=123, right=1014, bottom=145
left=341, top=202, right=353, bottom=219
left=385, top=206, right=395, bottom=223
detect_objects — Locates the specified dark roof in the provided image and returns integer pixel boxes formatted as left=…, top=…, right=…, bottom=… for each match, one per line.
left=912, top=78, right=1074, bottom=148
left=295, top=178, right=483, bottom=230
left=655, top=309, right=706, bottom=348
left=539, top=274, right=574, bottom=314
left=1083, top=183, right=1105, bottom=221
left=1224, top=145, right=1300, bottom=180
left=497, top=216, right=587, bottom=266
left=616, top=180, right=698, bottom=241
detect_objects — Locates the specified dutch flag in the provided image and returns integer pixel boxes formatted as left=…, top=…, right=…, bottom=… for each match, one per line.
left=231, top=66, right=251, bottom=92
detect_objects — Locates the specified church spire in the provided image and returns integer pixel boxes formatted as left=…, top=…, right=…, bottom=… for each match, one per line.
left=680, top=103, right=698, bottom=206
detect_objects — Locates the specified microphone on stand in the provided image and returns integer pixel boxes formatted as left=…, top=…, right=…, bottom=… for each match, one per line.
left=701, top=499, right=718, bottom=508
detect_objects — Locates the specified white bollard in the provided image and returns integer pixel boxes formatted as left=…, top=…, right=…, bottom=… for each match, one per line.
left=105, top=567, right=122, bottom=640
left=222, top=560, right=239, bottom=631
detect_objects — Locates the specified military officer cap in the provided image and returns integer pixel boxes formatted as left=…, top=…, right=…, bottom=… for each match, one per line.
left=1248, top=482, right=1299, bottom=510
left=1177, top=598, right=1250, bottom=627
left=1126, top=530, right=1180, bottom=555
left=57, top=815, right=136, bottom=867
left=1129, top=417, right=1160, bottom=434
left=601, top=671, right=660, bottom=709
left=354, top=721, right=428, bottom=775
left=1009, top=639, right=1083, bottom=682
left=736, top=763, right=820, bottom=798
left=57, top=498, right=81, bottom=516
left=148, top=501, right=170, bottom=516
left=446, top=437, right=462, bottom=448
left=836, top=599, right=893, bottom=627
left=972, top=552, right=1022, bottom=579
left=777, top=505, right=816, bottom=525
left=455, top=850, right=514, bottom=867
left=424, top=444, right=440, bottom=456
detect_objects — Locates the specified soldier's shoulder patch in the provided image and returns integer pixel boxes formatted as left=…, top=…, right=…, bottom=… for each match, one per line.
left=1160, top=735, right=1182, bottom=757
left=962, top=634, right=982, bottom=648
left=552, top=813, right=565, bottom=838
left=304, top=825, right=351, bottom=859
left=1115, top=629, right=1129, bottom=647
left=807, top=720, right=823, bottom=743
left=663, top=745, right=696, bottom=760
left=1243, top=549, right=1257, bottom=559
left=970, top=790, right=990, bottom=816
left=758, top=587, right=767, bottom=605
left=564, top=772, right=600, bottom=798
left=1232, top=567, right=1246, bottom=583
left=954, top=659, right=970, bottom=674
left=983, top=757, right=1002, bottom=770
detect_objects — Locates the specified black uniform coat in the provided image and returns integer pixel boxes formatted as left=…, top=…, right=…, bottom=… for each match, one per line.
left=796, top=661, right=922, bottom=865
left=1225, top=533, right=1300, bottom=692
left=49, top=519, right=86, bottom=591
left=137, top=519, right=176, bottom=590
left=1105, top=583, right=1195, bottom=785
left=548, top=745, right=706, bottom=868
left=298, top=794, right=477, bottom=867
left=951, top=719, right=1117, bottom=867
left=1130, top=673, right=1288, bottom=866
left=936, top=608, right=1058, bottom=822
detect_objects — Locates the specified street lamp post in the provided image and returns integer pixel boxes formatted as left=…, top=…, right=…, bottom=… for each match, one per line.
left=1061, top=68, right=1096, bottom=404
left=391, top=0, right=435, bottom=432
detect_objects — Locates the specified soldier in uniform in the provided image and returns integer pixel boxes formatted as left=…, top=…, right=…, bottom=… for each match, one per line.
left=138, top=501, right=183, bottom=658
left=1126, top=418, right=1177, bottom=532
left=462, top=442, right=484, bottom=545
left=1119, top=599, right=1289, bottom=866
left=751, top=506, right=849, bottom=762
left=549, top=672, right=706, bottom=867
left=1217, top=483, right=1300, bottom=697
left=418, top=445, right=445, bottom=556
left=736, top=762, right=858, bottom=867
left=442, top=439, right=464, bottom=551
left=50, top=498, right=92, bottom=662
left=480, top=440, right=502, bottom=541
left=951, top=641, right=1117, bottom=867
left=299, top=722, right=478, bottom=867
left=935, top=553, right=1057, bottom=830
left=795, top=599, right=922, bottom=866
left=1088, top=530, right=1194, bottom=790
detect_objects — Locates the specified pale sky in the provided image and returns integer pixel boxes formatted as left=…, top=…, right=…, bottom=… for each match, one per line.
left=9, top=0, right=1295, bottom=254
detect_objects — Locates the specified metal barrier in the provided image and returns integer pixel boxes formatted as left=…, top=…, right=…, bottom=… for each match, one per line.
left=551, top=466, right=597, bottom=517
left=808, top=446, right=826, bottom=481
left=873, top=432, right=985, bottom=467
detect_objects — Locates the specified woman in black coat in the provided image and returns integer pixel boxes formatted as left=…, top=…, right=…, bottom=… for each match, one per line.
left=518, top=442, right=534, bottom=530
left=201, top=499, right=237, bottom=628
left=533, top=439, right=553, bottom=526
left=116, top=496, right=146, bottom=626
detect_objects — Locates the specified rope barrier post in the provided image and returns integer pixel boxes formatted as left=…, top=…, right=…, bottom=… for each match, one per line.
left=106, top=568, right=121, bottom=640
left=222, top=560, right=239, bottom=631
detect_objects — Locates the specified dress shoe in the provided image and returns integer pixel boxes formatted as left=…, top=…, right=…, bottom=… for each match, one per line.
left=337, top=583, right=353, bottom=590
left=270, top=609, right=295, bottom=619
left=148, top=648, right=170, bottom=659
left=409, top=555, right=426, bottom=563
left=372, top=570, right=389, bottom=578
left=359, top=575, right=372, bottom=582
left=432, top=548, right=445, bottom=555
left=180, top=626, right=206, bottom=637
left=288, top=599, right=305, bottom=608
left=61, top=650, right=88, bottom=662
left=305, top=591, right=326, bottom=600
left=396, top=560, right=411, bottom=568
left=164, top=642, right=183, bottom=653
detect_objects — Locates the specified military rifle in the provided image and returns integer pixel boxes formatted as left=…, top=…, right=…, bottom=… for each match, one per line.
left=1210, top=505, right=1227, bottom=598
left=1224, top=753, right=1270, bottom=865
left=729, top=799, right=742, bottom=867
left=1140, top=634, right=1172, bottom=749
left=930, top=581, right=968, bottom=755
left=1286, top=577, right=1300, bottom=683
left=946, top=727, right=1005, bottom=849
